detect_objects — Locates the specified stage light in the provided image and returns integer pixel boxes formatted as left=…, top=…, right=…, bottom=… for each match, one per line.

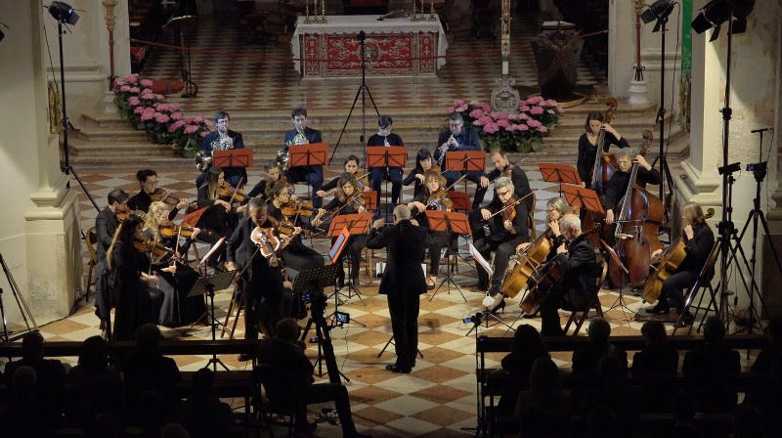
left=48, top=1, right=80, bottom=25
left=641, top=0, right=676, bottom=25
left=691, top=0, right=754, bottom=39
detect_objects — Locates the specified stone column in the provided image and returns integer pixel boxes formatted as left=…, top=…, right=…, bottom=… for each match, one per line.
left=0, top=0, right=82, bottom=325
left=608, top=0, right=636, bottom=99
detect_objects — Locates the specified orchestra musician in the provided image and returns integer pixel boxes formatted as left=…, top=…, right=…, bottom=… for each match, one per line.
left=517, top=197, right=571, bottom=255
left=408, top=170, right=453, bottom=289
left=367, top=115, right=405, bottom=208
left=602, top=149, right=660, bottom=226
left=197, top=111, right=247, bottom=189
left=280, top=107, right=325, bottom=208
left=366, top=205, right=427, bottom=373
left=106, top=216, right=164, bottom=341
left=267, top=181, right=325, bottom=274
left=538, top=214, right=602, bottom=337
left=475, top=177, right=531, bottom=311
left=473, top=149, right=532, bottom=210
left=94, top=188, right=130, bottom=334
left=247, top=163, right=286, bottom=202
left=402, top=148, right=435, bottom=200
left=128, top=169, right=188, bottom=217
left=316, top=155, right=370, bottom=198
left=576, top=111, right=629, bottom=187
left=645, top=203, right=714, bottom=321
left=312, top=175, right=368, bottom=288
left=141, top=202, right=205, bottom=327
left=226, top=197, right=287, bottom=345
left=435, top=113, right=482, bottom=188
left=195, top=167, right=240, bottom=245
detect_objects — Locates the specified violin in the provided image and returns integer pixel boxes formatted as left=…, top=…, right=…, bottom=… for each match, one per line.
left=502, top=195, right=518, bottom=223
left=251, top=226, right=282, bottom=265
left=281, top=198, right=315, bottom=218
left=149, top=188, right=180, bottom=206
left=133, top=237, right=173, bottom=259
left=425, top=190, right=452, bottom=211
left=159, top=222, right=196, bottom=239
left=216, top=182, right=247, bottom=204
left=115, top=205, right=146, bottom=222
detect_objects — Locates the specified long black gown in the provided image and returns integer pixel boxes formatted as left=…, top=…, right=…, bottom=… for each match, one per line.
left=111, top=242, right=162, bottom=341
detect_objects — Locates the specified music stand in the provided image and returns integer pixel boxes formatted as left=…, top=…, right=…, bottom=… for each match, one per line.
left=561, top=185, right=605, bottom=216
left=601, top=240, right=634, bottom=315
left=448, top=191, right=472, bottom=212
left=182, top=207, right=207, bottom=228
left=367, top=146, right=407, bottom=218
left=189, top=270, right=236, bottom=371
left=361, top=191, right=379, bottom=213
left=289, top=143, right=329, bottom=203
left=445, top=151, right=485, bottom=193
left=427, top=211, right=472, bottom=302
left=328, top=213, right=372, bottom=303
left=213, top=149, right=253, bottom=169
left=539, top=163, right=582, bottom=196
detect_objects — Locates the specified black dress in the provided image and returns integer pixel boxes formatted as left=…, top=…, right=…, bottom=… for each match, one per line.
left=576, top=132, right=629, bottom=188
left=111, top=242, right=162, bottom=341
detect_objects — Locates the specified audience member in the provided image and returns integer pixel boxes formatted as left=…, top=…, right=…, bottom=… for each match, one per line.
left=571, top=318, right=628, bottom=382
left=631, top=320, right=679, bottom=412
left=515, top=357, right=572, bottom=438
left=682, top=316, right=741, bottom=413
left=257, top=318, right=369, bottom=438
left=1, top=365, right=49, bottom=437
left=3, top=331, right=66, bottom=427
left=123, top=324, right=182, bottom=425
left=497, top=324, right=548, bottom=417
left=182, top=368, right=233, bottom=438
left=67, top=335, right=124, bottom=431
left=591, top=354, right=639, bottom=437
left=162, top=422, right=192, bottom=438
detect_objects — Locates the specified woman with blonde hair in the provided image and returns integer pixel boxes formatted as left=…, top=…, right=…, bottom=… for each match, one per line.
left=408, top=169, right=453, bottom=288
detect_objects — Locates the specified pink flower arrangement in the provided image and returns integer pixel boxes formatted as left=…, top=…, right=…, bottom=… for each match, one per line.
left=126, top=74, right=139, bottom=84
left=128, top=96, right=141, bottom=107
left=140, top=108, right=156, bottom=121
left=168, top=120, right=187, bottom=133
left=525, top=96, right=544, bottom=105
left=170, top=112, right=183, bottom=121
left=495, top=118, right=511, bottom=129
left=120, top=85, right=131, bottom=93
left=134, top=106, right=145, bottom=115
left=184, top=125, right=200, bottom=135
left=483, top=122, right=499, bottom=134
left=140, top=79, right=154, bottom=88
left=537, top=126, right=548, bottom=134
left=529, top=106, right=545, bottom=116
left=155, top=113, right=171, bottom=124
left=527, top=119, right=542, bottom=129
left=469, top=109, right=485, bottom=119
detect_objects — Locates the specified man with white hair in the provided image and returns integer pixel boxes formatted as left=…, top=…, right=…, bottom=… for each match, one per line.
left=367, top=205, right=427, bottom=373
left=539, top=213, right=601, bottom=336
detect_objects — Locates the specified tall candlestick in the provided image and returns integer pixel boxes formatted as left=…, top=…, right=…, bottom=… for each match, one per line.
left=321, top=0, right=326, bottom=22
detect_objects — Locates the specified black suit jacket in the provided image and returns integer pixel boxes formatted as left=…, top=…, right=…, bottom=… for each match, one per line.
left=487, top=165, right=532, bottom=210
left=95, top=207, right=118, bottom=264
left=226, top=217, right=280, bottom=282
left=434, top=127, right=481, bottom=166
left=366, top=220, right=427, bottom=296
left=553, top=234, right=600, bottom=303
left=367, top=133, right=404, bottom=147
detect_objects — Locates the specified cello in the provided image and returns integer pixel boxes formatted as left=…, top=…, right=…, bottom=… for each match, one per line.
left=606, top=145, right=664, bottom=288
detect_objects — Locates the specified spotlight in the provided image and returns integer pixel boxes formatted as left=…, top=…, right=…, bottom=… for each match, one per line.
left=48, top=1, right=80, bottom=25
left=641, top=0, right=676, bottom=25
left=691, top=0, right=754, bottom=40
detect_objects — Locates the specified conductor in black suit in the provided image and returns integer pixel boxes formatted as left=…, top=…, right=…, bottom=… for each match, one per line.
left=366, top=204, right=427, bottom=373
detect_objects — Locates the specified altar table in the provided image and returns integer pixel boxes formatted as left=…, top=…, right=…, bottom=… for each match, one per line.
left=291, top=15, right=448, bottom=78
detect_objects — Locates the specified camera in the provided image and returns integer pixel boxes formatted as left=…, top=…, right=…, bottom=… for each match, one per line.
left=335, top=311, right=350, bottom=325
left=463, top=312, right=483, bottom=325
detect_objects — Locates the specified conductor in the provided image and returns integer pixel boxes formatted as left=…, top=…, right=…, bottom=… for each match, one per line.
left=366, top=205, right=427, bottom=373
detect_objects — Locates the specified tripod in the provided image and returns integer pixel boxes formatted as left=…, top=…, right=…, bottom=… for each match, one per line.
left=205, top=282, right=229, bottom=371
left=0, top=253, right=38, bottom=343
left=329, top=30, right=381, bottom=164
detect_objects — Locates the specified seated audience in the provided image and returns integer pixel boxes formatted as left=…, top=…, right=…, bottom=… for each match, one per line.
left=631, top=320, right=679, bottom=412
left=750, top=318, right=782, bottom=408
left=67, top=336, right=124, bottom=432
left=257, top=318, right=368, bottom=438
left=1, top=366, right=49, bottom=437
left=571, top=318, right=628, bottom=382
left=3, top=331, right=66, bottom=427
left=515, top=357, right=572, bottom=438
left=682, top=316, right=741, bottom=413
left=123, top=324, right=182, bottom=425
left=182, top=368, right=232, bottom=438
left=497, top=324, right=548, bottom=418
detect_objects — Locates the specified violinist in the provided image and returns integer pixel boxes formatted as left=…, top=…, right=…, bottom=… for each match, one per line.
left=474, top=149, right=532, bottom=210
left=475, top=177, right=531, bottom=311
left=226, top=198, right=286, bottom=343
left=267, top=182, right=325, bottom=274
left=316, top=155, right=370, bottom=198
left=312, top=175, right=368, bottom=288
left=281, top=107, right=325, bottom=208
left=402, top=148, right=435, bottom=200
left=94, top=188, right=130, bottom=333
left=538, top=214, right=601, bottom=337
left=408, top=170, right=453, bottom=289
left=127, top=169, right=188, bottom=218
left=435, top=113, right=482, bottom=188
left=248, top=164, right=286, bottom=202
left=142, top=201, right=206, bottom=326
left=576, top=111, right=629, bottom=187
left=602, top=149, right=660, bottom=226
left=644, top=203, right=714, bottom=321
left=367, top=115, right=405, bottom=207
left=105, top=216, right=164, bottom=341
left=195, top=168, right=241, bottom=243
left=197, top=111, right=246, bottom=188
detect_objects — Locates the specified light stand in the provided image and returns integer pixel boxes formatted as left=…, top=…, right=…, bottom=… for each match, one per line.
left=329, top=31, right=381, bottom=164
left=0, top=253, right=39, bottom=343
left=204, top=281, right=229, bottom=371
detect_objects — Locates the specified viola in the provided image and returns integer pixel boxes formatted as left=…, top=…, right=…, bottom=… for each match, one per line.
left=281, top=198, right=315, bottom=218
left=159, top=222, right=196, bottom=239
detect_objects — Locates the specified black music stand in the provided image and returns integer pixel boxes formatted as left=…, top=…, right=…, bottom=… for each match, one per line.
left=328, top=213, right=372, bottom=304
left=427, top=211, right=472, bottom=303
left=189, top=270, right=236, bottom=371
left=601, top=240, right=634, bottom=315
left=539, top=163, right=582, bottom=196
left=367, top=145, right=407, bottom=220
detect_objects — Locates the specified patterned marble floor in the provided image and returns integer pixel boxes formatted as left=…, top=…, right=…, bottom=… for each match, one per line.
left=33, top=164, right=664, bottom=437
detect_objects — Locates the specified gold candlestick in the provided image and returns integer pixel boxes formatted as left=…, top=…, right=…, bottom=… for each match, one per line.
left=321, top=0, right=326, bottom=23
left=429, top=0, right=435, bottom=20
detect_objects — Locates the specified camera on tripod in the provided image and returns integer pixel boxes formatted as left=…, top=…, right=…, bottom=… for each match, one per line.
left=463, top=312, right=484, bottom=325
left=746, top=161, right=767, bottom=181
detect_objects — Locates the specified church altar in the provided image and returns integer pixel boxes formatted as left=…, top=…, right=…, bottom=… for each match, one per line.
left=291, top=15, right=448, bottom=78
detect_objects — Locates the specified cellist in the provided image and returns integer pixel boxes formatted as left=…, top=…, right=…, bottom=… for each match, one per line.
left=644, top=203, right=714, bottom=321
left=602, top=149, right=661, bottom=227
left=476, top=177, right=530, bottom=312
left=516, top=197, right=570, bottom=255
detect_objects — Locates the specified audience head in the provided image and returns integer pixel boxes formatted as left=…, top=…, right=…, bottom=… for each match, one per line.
left=161, top=423, right=191, bottom=438
left=136, top=323, right=162, bottom=353
left=703, top=316, right=726, bottom=344
left=587, top=406, right=618, bottom=438
left=10, top=366, right=37, bottom=402
left=512, top=324, right=546, bottom=358
left=136, top=169, right=158, bottom=193
left=598, top=354, right=626, bottom=385
left=275, top=318, right=301, bottom=344
left=529, top=356, right=560, bottom=395
left=21, top=331, right=45, bottom=362
left=78, top=335, right=110, bottom=373
left=192, top=367, right=215, bottom=400
left=393, top=204, right=411, bottom=223
left=767, top=317, right=782, bottom=347
left=640, top=320, right=668, bottom=347
left=587, top=318, right=611, bottom=345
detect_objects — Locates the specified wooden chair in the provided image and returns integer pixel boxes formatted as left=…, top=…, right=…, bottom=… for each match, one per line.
left=563, top=259, right=607, bottom=336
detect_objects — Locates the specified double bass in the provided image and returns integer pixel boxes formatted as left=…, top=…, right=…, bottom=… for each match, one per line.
left=590, top=97, right=619, bottom=194
left=607, top=146, right=664, bottom=288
